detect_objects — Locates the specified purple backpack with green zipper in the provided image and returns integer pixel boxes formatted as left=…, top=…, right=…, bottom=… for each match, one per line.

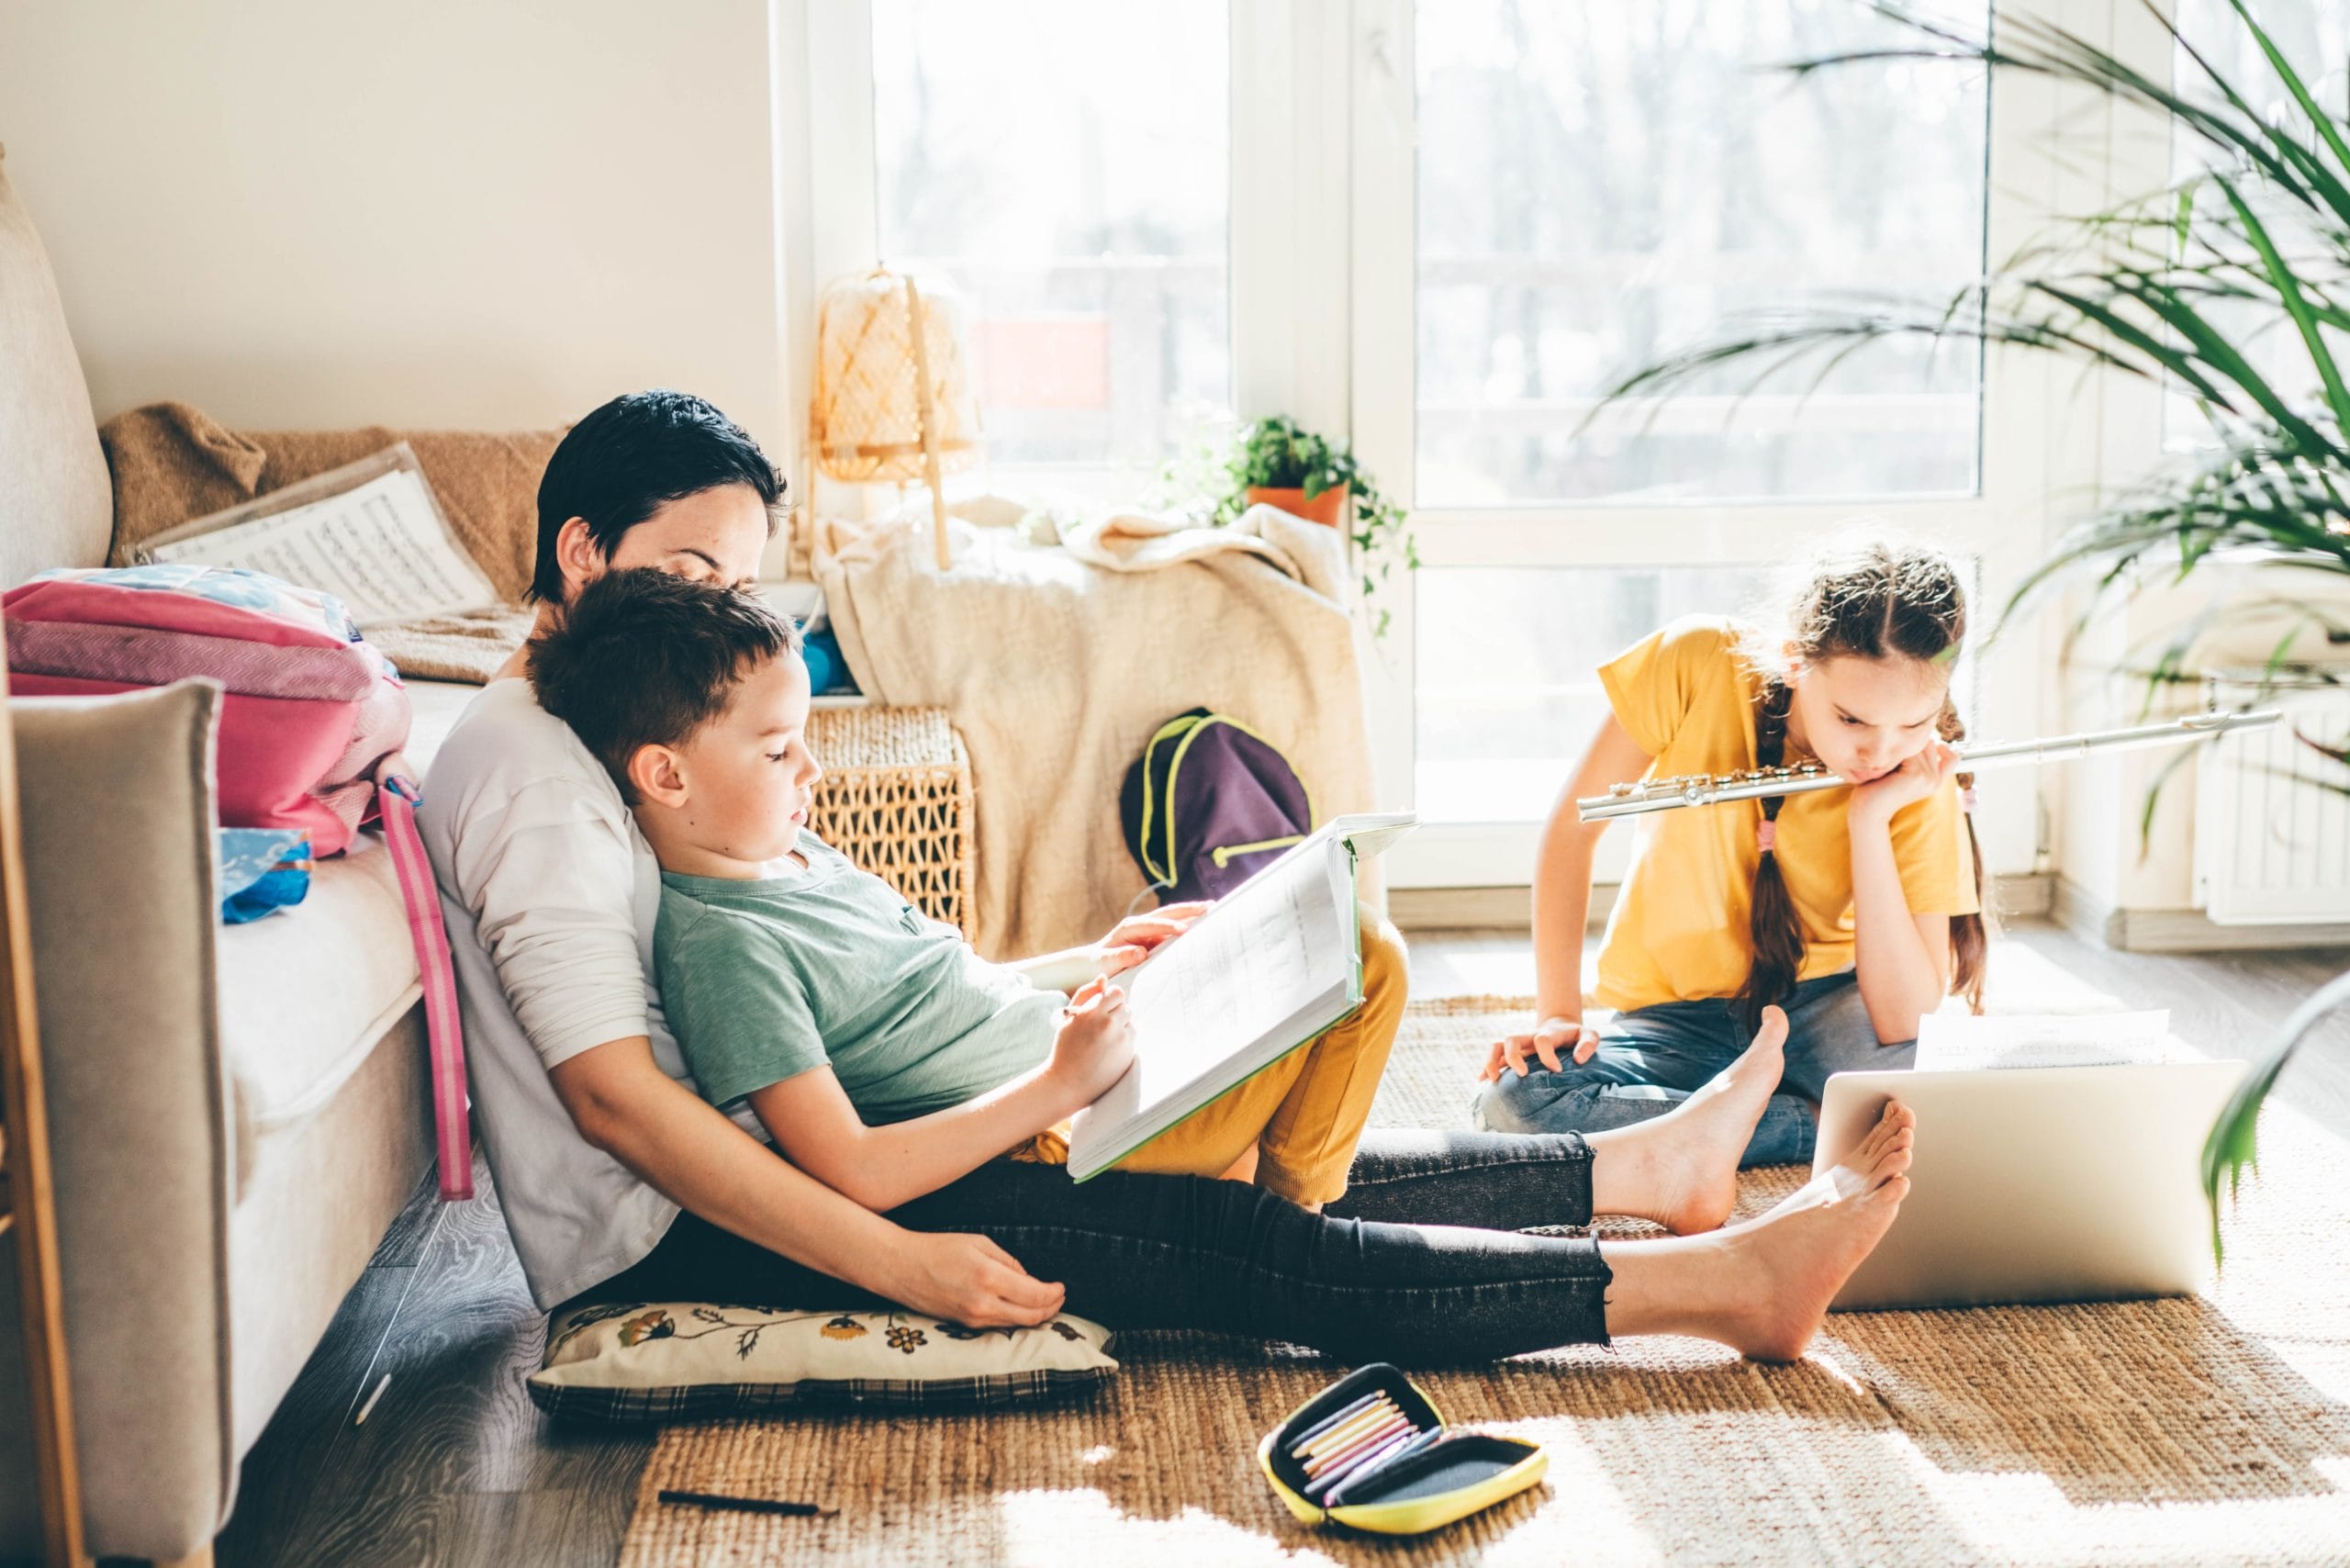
left=1121, top=707, right=1315, bottom=903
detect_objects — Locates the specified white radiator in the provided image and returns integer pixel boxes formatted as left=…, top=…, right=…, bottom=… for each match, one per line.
left=2197, top=674, right=2350, bottom=924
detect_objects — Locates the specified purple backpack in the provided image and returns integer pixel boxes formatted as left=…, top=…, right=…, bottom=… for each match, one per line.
left=1121, top=708, right=1315, bottom=902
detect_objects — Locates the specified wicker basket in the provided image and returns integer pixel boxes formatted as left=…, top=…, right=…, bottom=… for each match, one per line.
left=804, top=705, right=974, bottom=933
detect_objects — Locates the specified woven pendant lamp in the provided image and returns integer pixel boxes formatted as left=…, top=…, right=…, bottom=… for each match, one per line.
left=807, top=266, right=981, bottom=570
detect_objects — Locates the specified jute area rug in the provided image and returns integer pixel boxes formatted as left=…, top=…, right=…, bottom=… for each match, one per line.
left=620, top=987, right=2350, bottom=1567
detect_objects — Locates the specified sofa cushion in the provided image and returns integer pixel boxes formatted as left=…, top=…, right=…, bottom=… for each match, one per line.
left=216, top=677, right=477, bottom=1186
left=0, top=144, right=113, bottom=586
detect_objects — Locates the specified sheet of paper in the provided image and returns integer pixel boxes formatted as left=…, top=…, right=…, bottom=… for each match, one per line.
left=144, top=468, right=498, bottom=626
left=1914, top=1010, right=2180, bottom=1070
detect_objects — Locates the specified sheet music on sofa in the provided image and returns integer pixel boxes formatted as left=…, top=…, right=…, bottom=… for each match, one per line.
left=1913, top=1010, right=2185, bottom=1071
left=1065, top=813, right=1416, bottom=1181
left=135, top=443, right=499, bottom=628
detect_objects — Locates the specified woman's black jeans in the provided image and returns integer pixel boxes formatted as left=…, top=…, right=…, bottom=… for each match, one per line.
left=584, top=1130, right=1614, bottom=1363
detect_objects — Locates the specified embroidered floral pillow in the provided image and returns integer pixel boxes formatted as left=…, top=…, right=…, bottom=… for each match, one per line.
left=528, top=1302, right=1119, bottom=1422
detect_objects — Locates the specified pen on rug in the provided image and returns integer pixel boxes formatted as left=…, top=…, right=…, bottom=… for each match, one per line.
left=352, top=1373, right=391, bottom=1427
left=657, top=1489, right=837, bottom=1518
left=1319, top=1427, right=1447, bottom=1506
left=1289, top=1391, right=1385, bottom=1450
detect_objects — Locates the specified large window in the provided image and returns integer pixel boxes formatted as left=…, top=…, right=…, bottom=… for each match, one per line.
left=869, top=0, right=1230, bottom=493
left=800, top=0, right=2098, bottom=889
left=1405, top=1, right=1998, bottom=837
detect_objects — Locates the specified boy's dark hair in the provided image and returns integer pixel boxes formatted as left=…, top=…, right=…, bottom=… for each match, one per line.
left=529, top=568, right=802, bottom=804
left=531, top=389, right=787, bottom=603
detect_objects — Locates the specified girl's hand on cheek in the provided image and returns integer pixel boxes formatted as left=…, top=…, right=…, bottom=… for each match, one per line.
left=1849, top=739, right=1958, bottom=827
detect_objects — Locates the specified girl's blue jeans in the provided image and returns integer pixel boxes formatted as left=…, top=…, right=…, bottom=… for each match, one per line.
left=1471, top=969, right=1913, bottom=1167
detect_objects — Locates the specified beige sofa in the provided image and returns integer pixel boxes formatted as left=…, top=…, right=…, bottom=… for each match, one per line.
left=0, top=148, right=477, bottom=1563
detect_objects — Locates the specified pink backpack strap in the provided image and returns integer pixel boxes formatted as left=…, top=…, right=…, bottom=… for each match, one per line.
left=374, top=766, right=475, bottom=1202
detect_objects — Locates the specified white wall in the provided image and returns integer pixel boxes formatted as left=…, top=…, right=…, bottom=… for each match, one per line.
left=0, top=1, right=789, bottom=464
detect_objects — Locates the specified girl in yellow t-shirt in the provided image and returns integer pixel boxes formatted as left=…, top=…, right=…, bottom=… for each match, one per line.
left=1473, top=540, right=1988, bottom=1165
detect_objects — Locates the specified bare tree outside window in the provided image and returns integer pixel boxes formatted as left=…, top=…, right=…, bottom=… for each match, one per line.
left=1416, top=0, right=1990, bottom=507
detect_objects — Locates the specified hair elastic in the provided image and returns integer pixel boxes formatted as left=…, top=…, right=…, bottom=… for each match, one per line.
left=1960, top=787, right=1978, bottom=814
left=1755, top=820, right=1778, bottom=854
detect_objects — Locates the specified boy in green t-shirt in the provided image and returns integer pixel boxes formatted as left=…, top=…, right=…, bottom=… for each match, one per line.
left=531, top=568, right=1405, bottom=1214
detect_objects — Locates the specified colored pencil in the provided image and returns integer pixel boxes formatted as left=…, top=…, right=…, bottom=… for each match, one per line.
left=1298, top=1404, right=1398, bottom=1459
left=1288, top=1390, right=1385, bottom=1450
left=1307, top=1425, right=1424, bottom=1501
left=1304, top=1415, right=1414, bottom=1478
left=1320, top=1427, right=1446, bottom=1506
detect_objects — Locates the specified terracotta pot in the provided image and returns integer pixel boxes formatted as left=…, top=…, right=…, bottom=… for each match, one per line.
left=1245, top=483, right=1349, bottom=528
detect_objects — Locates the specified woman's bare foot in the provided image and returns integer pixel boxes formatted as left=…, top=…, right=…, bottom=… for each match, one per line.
left=1587, top=1006, right=1788, bottom=1234
left=1603, top=1100, right=1915, bottom=1361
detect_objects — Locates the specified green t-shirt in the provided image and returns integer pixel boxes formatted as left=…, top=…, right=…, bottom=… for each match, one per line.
left=653, top=835, right=1059, bottom=1122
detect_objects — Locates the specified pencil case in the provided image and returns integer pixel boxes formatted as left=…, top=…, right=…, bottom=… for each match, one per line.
left=1256, top=1362, right=1546, bottom=1536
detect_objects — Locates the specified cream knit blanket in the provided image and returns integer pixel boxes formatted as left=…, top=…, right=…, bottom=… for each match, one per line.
left=816, top=502, right=1377, bottom=961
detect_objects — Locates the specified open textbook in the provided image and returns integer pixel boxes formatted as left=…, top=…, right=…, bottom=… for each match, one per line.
left=1066, top=812, right=1416, bottom=1181
left=134, top=444, right=499, bottom=627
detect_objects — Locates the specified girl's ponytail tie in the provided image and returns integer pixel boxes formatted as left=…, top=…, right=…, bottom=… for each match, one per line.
left=1960, top=787, right=1978, bottom=814
left=1756, top=819, right=1778, bottom=854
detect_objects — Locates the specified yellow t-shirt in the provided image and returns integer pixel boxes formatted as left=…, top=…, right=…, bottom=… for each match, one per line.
left=1592, top=615, right=1979, bottom=1012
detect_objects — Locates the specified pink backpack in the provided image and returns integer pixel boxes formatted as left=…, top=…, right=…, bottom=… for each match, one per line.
left=5, top=563, right=473, bottom=1201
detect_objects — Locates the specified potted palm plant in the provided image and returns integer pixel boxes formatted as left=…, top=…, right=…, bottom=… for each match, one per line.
left=1608, top=0, right=2350, bottom=1250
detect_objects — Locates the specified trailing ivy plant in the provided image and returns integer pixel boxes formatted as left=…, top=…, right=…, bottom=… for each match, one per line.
left=1604, top=0, right=2350, bottom=1258
left=1161, top=416, right=1419, bottom=636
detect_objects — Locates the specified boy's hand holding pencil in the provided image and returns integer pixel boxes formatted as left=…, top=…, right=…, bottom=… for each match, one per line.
left=1049, top=976, right=1136, bottom=1102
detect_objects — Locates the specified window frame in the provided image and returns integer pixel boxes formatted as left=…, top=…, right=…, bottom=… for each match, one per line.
left=786, top=0, right=2169, bottom=892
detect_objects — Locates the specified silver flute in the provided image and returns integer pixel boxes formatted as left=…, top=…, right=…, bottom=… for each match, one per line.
left=1575, top=709, right=2285, bottom=823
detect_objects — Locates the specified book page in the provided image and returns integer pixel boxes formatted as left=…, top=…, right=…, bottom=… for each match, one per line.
left=1914, top=1010, right=2180, bottom=1070
left=1121, top=846, right=1345, bottom=1063
left=144, top=468, right=498, bottom=627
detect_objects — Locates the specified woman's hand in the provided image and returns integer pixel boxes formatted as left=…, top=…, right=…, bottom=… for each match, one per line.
left=884, top=1231, right=1068, bottom=1327
left=1479, top=1015, right=1602, bottom=1081
left=1848, top=739, right=1960, bottom=829
left=1097, top=900, right=1214, bottom=979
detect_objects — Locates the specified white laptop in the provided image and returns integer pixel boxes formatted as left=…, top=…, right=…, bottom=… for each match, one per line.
left=1813, top=1060, right=2248, bottom=1311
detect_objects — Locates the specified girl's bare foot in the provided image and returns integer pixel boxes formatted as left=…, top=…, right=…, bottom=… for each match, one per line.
left=1601, top=1100, right=1916, bottom=1361
left=1587, top=1006, right=1788, bottom=1234
left=1710, top=1100, right=1916, bottom=1360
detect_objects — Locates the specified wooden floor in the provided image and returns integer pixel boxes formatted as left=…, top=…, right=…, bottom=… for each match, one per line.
left=185, top=922, right=2350, bottom=1568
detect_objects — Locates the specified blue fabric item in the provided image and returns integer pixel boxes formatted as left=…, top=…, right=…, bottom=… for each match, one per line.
left=802, top=627, right=853, bottom=694
left=217, top=827, right=313, bottom=923
left=1471, top=969, right=1914, bottom=1167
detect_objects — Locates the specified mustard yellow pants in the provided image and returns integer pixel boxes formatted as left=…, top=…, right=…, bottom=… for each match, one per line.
left=1021, top=905, right=1407, bottom=1207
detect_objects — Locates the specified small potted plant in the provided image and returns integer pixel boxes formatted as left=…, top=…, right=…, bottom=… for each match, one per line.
left=1164, top=416, right=1418, bottom=633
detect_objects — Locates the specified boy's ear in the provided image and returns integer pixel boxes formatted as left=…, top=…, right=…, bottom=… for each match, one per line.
left=629, top=742, right=689, bottom=808
left=555, top=516, right=603, bottom=601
